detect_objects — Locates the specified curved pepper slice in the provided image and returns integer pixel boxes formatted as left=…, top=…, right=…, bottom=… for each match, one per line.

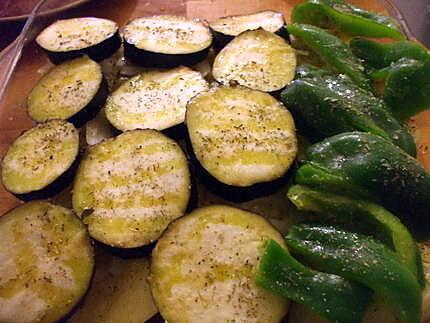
left=350, top=38, right=430, bottom=69
left=382, top=58, right=430, bottom=122
left=292, top=0, right=404, bottom=40
left=287, top=184, right=424, bottom=286
left=281, top=65, right=416, bottom=155
left=349, top=38, right=430, bottom=120
left=295, top=132, right=430, bottom=239
left=256, top=239, right=372, bottom=323
left=286, top=223, right=422, bottom=323
left=287, top=23, right=371, bottom=90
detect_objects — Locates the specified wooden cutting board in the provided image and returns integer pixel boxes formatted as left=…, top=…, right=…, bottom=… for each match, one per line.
left=0, top=0, right=428, bottom=215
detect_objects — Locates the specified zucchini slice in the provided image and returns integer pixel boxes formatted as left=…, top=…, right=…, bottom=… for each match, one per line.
left=1, top=120, right=79, bottom=200
left=209, top=11, right=287, bottom=50
left=0, top=201, right=94, bottom=323
left=123, top=16, right=213, bottom=68
left=36, top=17, right=121, bottom=64
left=72, top=129, right=191, bottom=248
left=105, top=66, right=209, bottom=132
left=186, top=86, right=297, bottom=193
left=150, top=205, right=289, bottom=323
left=212, top=29, right=296, bottom=92
left=28, top=56, right=108, bottom=127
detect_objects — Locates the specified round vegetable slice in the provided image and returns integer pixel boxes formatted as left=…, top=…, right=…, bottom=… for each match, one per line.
left=186, top=86, right=297, bottom=188
left=1, top=120, right=79, bottom=200
left=36, top=17, right=121, bottom=64
left=150, top=205, right=289, bottom=323
left=210, top=10, right=285, bottom=37
left=209, top=10, right=287, bottom=50
left=72, top=129, right=191, bottom=248
left=28, top=56, right=108, bottom=127
left=0, top=201, right=94, bottom=323
left=123, top=15, right=212, bottom=68
left=212, top=29, right=296, bottom=92
left=105, top=66, right=209, bottom=132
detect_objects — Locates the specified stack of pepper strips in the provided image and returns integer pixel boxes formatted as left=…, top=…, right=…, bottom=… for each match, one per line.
left=256, top=1, right=430, bottom=323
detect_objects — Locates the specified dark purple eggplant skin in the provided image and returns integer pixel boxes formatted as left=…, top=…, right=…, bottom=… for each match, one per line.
left=146, top=313, right=165, bottom=323
left=123, top=41, right=211, bottom=68
left=277, top=25, right=291, bottom=43
left=185, top=135, right=292, bottom=203
left=211, top=25, right=290, bottom=52
left=67, top=77, right=109, bottom=128
left=162, top=123, right=187, bottom=140
left=186, top=159, right=199, bottom=212
left=9, top=154, right=81, bottom=202
left=211, top=31, right=235, bottom=52
left=42, top=31, right=122, bottom=64
left=109, top=118, right=187, bottom=141
left=94, top=240, right=156, bottom=258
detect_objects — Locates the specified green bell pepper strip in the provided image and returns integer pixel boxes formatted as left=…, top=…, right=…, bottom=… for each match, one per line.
left=295, top=132, right=430, bottom=240
left=287, top=23, right=371, bottom=90
left=383, top=58, right=430, bottom=122
left=286, top=223, right=422, bottom=323
left=292, top=0, right=404, bottom=40
left=256, top=239, right=373, bottom=323
left=294, top=163, right=374, bottom=200
left=287, top=184, right=425, bottom=286
left=281, top=65, right=416, bottom=155
left=348, top=38, right=430, bottom=120
left=350, top=38, right=430, bottom=69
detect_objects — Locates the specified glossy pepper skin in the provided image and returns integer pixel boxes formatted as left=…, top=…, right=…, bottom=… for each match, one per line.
left=286, top=223, right=422, bottom=323
left=295, top=132, right=430, bottom=239
left=287, top=23, right=371, bottom=90
left=292, top=0, right=404, bottom=40
left=287, top=184, right=424, bottom=286
left=256, top=239, right=373, bottom=323
left=349, top=38, right=430, bottom=121
left=383, top=58, right=430, bottom=122
left=350, top=38, right=430, bottom=69
left=281, top=65, right=416, bottom=155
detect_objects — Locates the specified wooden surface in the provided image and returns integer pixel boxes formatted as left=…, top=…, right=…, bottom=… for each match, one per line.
left=0, top=0, right=429, bottom=215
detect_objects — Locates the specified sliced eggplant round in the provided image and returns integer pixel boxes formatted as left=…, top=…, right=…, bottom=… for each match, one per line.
left=209, top=10, right=288, bottom=50
left=27, top=56, right=108, bottom=127
left=1, top=120, right=79, bottom=200
left=150, top=204, right=289, bottom=323
left=186, top=86, right=297, bottom=193
left=123, top=15, right=213, bottom=68
left=104, top=66, right=209, bottom=133
left=36, top=17, right=121, bottom=64
left=0, top=201, right=94, bottom=323
left=72, top=129, right=191, bottom=248
left=212, top=28, right=296, bottom=92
